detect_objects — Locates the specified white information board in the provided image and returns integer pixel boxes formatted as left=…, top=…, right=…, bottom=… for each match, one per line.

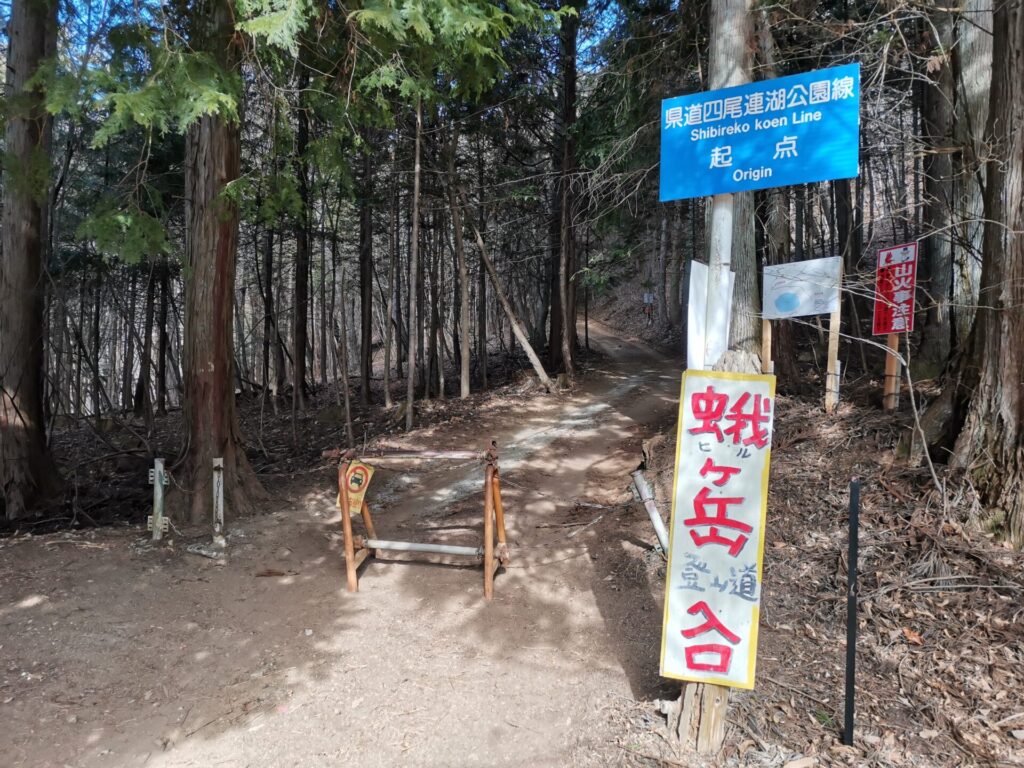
left=661, top=370, right=775, bottom=689
left=762, top=256, right=842, bottom=319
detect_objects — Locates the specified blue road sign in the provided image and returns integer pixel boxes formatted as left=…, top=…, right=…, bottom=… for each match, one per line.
left=659, top=63, right=860, bottom=202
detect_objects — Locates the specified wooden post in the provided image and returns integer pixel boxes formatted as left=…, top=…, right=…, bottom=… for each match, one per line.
left=760, top=319, right=774, bottom=374
left=492, top=472, right=509, bottom=564
left=883, top=333, right=901, bottom=410
left=483, top=464, right=495, bottom=600
left=212, top=457, right=225, bottom=549
left=824, top=265, right=844, bottom=413
left=149, top=458, right=168, bottom=541
left=360, top=501, right=378, bottom=539
left=339, top=460, right=358, bottom=592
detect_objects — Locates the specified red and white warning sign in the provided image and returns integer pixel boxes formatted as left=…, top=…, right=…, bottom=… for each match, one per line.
left=337, top=460, right=375, bottom=512
left=872, top=242, right=918, bottom=335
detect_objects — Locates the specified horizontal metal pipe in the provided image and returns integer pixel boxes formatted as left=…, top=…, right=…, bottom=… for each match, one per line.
left=630, top=469, right=669, bottom=552
left=323, top=448, right=482, bottom=461
left=361, top=451, right=481, bottom=461
left=364, top=539, right=483, bottom=558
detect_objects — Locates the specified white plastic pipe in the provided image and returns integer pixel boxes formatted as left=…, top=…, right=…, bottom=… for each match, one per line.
left=631, top=469, right=669, bottom=552
left=364, top=539, right=483, bottom=558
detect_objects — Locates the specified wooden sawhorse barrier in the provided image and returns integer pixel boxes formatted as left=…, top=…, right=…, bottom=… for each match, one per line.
left=323, top=442, right=510, bottom=600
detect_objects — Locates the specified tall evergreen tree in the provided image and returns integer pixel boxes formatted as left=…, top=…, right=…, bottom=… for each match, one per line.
left=0, top=0, right=61, bottom=519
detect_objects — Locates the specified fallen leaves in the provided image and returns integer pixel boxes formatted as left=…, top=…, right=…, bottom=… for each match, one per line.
left=902, top=627, right=924, bottom=646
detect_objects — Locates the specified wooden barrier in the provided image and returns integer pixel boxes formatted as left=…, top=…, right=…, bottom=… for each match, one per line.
left=326, top=443, right=510, bottom=599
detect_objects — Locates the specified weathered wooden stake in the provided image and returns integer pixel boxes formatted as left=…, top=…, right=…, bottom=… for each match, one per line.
left=212, top=458, right=225, bottom=549
left=339, top=460, right=358, bottom=592
left=882, top=333, right=901, bottom=410
left=491, top=472, right=509, bottom=564
left=761, top=318, right=774, bottom=374
left=483, top=465, right=496, bottom=600
left=824, top=267, right=843, bottom=413
left=148, top=458, right=169, bottom=541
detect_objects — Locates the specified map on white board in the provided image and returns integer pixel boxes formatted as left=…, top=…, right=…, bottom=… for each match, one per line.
left=762, top=256, right=842, bottom=320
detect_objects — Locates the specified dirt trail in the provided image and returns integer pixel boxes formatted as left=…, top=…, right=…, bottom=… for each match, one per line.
left=1, top=324, right=680, bottom=768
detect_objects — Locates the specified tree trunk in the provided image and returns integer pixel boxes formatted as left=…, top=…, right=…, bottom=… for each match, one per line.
left=918, top=8, right=956, bottom=373
left=462, top=191, right=553, bottom=391
left=156, top=259, right=169, bottom=415
left=406, top=101, right=423, bottom=430
left=359, top=151, right=373, bottom=405
left=133, top=264, right=156, bottom=420
left=91, top=266, right=103, bottom=418
left=667, top=204, right=684, bottom=329
left=384, top=145, right=398, bottom=408
left=951, top=0, right=992, bottom=344
left=710, top=0, right=759, bottom=374
left=477, top=155, right=488, bottom=390
left=448, top=126, right=472, bottom=398
left=549, top=2, right=581, bottom=375
left=426, top=216, right=440, bottom=400
left=936, top=0, right=1024, bottom=546
left=335, top=267, right=355, bottom=449
left=319, top=200, right=328, bottom=387
left=122, top=271, right=137, bottom=411
left=292, top=68, right=310, bottom=412
left=0, top=0, right=61, bottom=519
left=177, top=0, right=262, bottom=524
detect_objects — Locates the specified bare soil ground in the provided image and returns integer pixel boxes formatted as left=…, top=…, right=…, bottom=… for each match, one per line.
left=2, top=323, right=1022, bottom=768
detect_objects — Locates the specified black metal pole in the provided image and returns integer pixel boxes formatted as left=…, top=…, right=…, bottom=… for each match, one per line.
left=843, top=477, right=862, bottom=746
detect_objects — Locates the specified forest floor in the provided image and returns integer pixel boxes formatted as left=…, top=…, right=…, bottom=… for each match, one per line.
left=2, top=322, right=1023, bottom=767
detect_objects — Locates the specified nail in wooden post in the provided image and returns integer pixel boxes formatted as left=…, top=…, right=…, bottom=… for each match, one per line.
left=883, top=333, right=900, bottom=411
left=483, top=465, right=495, bottom=600
left=339, top=460, right=358, bottom=592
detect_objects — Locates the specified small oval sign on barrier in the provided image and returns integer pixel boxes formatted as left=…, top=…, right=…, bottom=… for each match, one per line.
left=338, top=460, right=375, bottom=512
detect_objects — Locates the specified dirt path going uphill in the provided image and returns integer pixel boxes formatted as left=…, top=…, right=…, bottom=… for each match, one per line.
left=1, top=323, right=682, bottom=768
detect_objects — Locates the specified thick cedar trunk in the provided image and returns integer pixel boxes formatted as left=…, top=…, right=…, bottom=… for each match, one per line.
left=755, top=11, right=797, bottom=380
left=0, top=0, right=61, bottom=519
left=940, top=1, right=1024, bottom=545
left=952, top=0, right=992, bottom=344
left=292, top=69, right=310, bottom=412
left=918, top=9, right=956, bottom=372
left=359, top=152, right=373, bottom=405
left=178, top=0, right=263, bottom=524
left=405, top=101, right=423, bottom=430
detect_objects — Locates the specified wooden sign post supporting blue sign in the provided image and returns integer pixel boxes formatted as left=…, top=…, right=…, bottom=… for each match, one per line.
left=660, top=63, right=860, bottom=379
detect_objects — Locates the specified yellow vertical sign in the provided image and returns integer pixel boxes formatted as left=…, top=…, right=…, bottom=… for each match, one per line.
left=338, top=460, right=375, bottom=513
